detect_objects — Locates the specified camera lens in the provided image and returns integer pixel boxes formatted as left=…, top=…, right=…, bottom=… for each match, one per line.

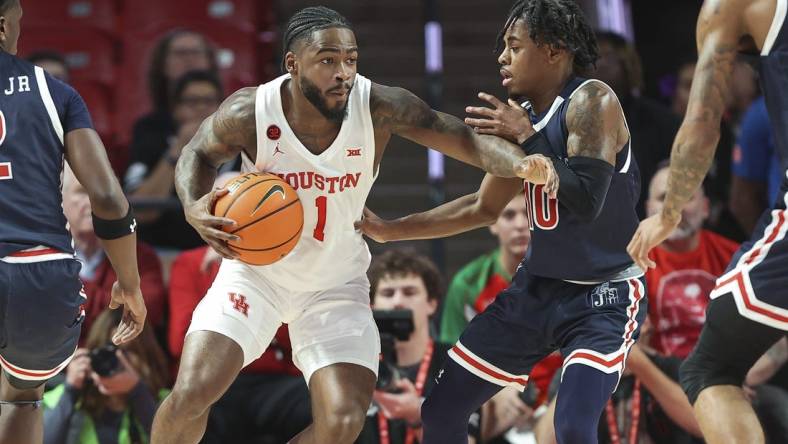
left=89, top=344, right=119, bottom=377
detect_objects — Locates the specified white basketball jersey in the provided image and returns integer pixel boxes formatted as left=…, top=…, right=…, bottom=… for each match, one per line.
left=243, top=73, right=377, bottom=291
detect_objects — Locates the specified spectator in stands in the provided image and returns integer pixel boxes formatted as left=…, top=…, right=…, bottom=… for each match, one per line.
left=167, top=172, right=311, bottom=444
left=440, top=194, right=529, bottom=344
left=129, top=29, right=217, bottom=156
left=358, top=249, right=481, bottom=443
left=534, top=341, right=703, bottom=444
left=26, top=50, right=69, bottom=82
left=644, top=161, right=739, bottom=358
left=593, top=31, right=681, bottom=217
left=125, top=70, right=225, bottom=250
left=62, top=167, right=166, bottom=344
left=43, top=309, right=170, bottom=444
left=730, top=96, right=784, bottom=234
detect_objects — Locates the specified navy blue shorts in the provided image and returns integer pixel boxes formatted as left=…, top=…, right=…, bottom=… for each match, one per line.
left=0, top=258, right=85, bottom=381
left=448, top=267, right=647, bottom=390
left=711, top=179, right=788, bottom=331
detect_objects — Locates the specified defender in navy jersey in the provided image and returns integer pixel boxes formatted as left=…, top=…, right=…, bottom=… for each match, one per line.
left=628, top=0, right=788, bottom=442
left=0, top=1, right=145, bottom=442
left=359, top=2, right=646, bottom=443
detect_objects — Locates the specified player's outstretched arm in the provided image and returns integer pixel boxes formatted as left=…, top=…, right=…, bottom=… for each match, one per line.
left=370, top=83, right=526, bottom=177
left=174, top=87, right=256, bottom=259
left=356, top=174, right=523, bottom=242
left=65, top=128, right=145, bottom=345
left=628, top=2, right=740, bottom=270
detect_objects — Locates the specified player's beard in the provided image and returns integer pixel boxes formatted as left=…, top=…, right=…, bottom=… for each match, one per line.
left=300, top=76, right=352, bottom=124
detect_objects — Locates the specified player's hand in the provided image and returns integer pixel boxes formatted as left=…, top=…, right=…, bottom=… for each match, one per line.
left=515, top=154, right=559, bottom=198
left=490, top=386, right=535, bottom=430
left=373, top=378, right=422, bottom=424
left=91, top=350, right=140, bottom=396
left=65, top=349, right=91, bottom=390
left=465, top=92, right=534, bottom=144
left=355, top=207, right=393, bottom=243
left=109, top=282, right=147, bottom=345
left=184, top=188, right=240, bottom=260
left=627, top=210, right=680, bottom=270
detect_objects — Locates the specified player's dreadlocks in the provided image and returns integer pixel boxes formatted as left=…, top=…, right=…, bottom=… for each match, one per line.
left=496, top=0, right=599, bottom=74
left=281, top=6, right=353, bottom=72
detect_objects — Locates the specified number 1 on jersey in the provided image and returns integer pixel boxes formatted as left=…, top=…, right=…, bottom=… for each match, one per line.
left=313, top=196, right=327, bottom=241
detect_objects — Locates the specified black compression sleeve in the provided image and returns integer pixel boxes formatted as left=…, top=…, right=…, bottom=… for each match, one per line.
left=520, top=132, right=614, bottom=222
left=551, top=156, right=614, bottom=222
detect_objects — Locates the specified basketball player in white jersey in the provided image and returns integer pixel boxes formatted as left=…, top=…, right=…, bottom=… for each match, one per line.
left=150, top=7, right=547, bottom=444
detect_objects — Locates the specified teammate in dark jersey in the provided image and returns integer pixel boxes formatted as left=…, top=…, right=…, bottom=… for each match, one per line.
left=628, top=1, right=788, bottom=443
left=0, top=2, right=145, bottom=443
left=359, top=2, right=645, bottom=443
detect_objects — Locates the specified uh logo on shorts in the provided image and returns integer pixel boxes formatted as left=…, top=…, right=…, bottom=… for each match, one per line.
left=228, top=292, right=249, bottom=316
left=590, top=282, right=620, bottom=308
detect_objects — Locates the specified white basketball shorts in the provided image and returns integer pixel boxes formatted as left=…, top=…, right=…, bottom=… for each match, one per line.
left=186, top=259, right=380, bottom=385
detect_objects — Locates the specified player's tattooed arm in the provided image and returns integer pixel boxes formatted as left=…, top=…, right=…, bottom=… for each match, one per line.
left=627, top=1, right=741, bottom=270
left=565, top=81, right=625, bottom=165
left=175, top=87, right=257, bottom=206
left=174, top=87, right=255, bottom=259
left=370, top=83, right=526, bottom=177
left=659, top=1, right=740, bottom=223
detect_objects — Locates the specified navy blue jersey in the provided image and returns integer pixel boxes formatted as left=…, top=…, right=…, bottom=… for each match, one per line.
left=760, top=0, right=788, bottom=173
left=521, top=77, right=640, bottom=282
left=0, top=51, right=93, bottom=257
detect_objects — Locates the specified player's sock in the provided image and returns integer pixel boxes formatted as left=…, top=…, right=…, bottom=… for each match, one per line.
left=421, top=358, right=501, bottom=444
left=554, top=364, right=619, bottom=444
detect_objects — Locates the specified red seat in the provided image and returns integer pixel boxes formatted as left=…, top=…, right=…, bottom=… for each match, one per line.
left=115, top=23, right=259, bottom=144
left=119, top=0, right=258, bottom=34
left=21, top=0, right=118, bottom=35
left=71, top=80, right=114, bottom=140
left=18, top=27, right=116, bottom=86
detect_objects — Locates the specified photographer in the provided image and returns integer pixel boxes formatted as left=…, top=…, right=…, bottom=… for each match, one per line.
left=42, top=309, right=170, bottom=444
left=358, top=249, right=480, bottom=444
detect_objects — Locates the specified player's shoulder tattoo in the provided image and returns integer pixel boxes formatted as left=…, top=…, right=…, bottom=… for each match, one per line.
left=566, top=81, right=621, bottom=163
left=214, top=87, right=257, bottom=149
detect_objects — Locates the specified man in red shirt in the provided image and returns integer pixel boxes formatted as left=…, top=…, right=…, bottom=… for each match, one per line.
left=645, top=162, right=739, bottom=358
left=62, top=168, right=166, bottom=343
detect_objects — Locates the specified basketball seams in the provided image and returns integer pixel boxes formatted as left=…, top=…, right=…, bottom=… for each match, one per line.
left=229, top=198, right=301, bottom=234
left=229, top=220, right=304, bottom=252
left=217, top=177, right=279, bottom=217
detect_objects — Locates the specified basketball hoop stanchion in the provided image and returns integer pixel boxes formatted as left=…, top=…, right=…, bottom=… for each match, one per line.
left=424, top=0, right=446, bottom=272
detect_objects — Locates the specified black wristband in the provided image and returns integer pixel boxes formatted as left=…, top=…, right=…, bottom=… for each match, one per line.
left=92, top=206, right=137, bottom=240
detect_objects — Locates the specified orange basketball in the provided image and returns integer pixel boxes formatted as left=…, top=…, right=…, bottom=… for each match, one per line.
left=213, top=172, right=303, bottom=265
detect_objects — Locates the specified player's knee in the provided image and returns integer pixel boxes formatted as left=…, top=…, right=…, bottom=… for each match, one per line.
left=553, top=407, right=596, bottom=444
left=321, top=406, right=366, bottom=442
left=168, top=379, right=215, bottom=418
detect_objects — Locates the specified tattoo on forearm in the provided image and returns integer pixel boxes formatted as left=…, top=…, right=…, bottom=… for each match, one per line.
left=663, top=38, right=736, bottom=220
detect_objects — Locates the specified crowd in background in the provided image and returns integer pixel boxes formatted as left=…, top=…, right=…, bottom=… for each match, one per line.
left=25, top=8, right=788, bottom=444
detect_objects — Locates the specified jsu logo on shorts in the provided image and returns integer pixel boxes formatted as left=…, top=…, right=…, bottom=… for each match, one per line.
left=590, top=282, right=620, bottom=307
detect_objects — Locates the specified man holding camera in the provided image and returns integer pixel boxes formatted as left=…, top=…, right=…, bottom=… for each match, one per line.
left=360, top=249, right=480, bottom=444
